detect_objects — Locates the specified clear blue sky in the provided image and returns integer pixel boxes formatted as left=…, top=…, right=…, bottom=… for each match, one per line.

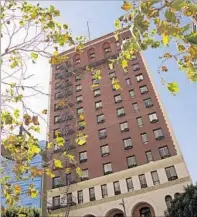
left=41, top=1, right=197, bottom=182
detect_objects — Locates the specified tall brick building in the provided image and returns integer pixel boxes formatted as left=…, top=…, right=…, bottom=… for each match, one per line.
left=46, top=30, right=191, bottom=217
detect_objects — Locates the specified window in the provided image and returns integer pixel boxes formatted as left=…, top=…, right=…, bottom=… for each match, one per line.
left=101, top=145, right=109, bottom=157
left=101, top=184, right=108, bottom=198
left=95, top=101, right=102, bottom=110
left=54, top=115, right=60, bottom=124
left=151, top=171, right=160, bottom=185
left=55, top=82, right=61, bottom=89
left=89, top=187, right=96, bottom=201
left=139, top=174, right=147, bottom=188
left=165, top=195, right=172, bottom=208
left=54, top=103, right=63, bottom=111
left=140, top=85, right=148, bottom=94
left=76, top=95, right=83, bottom=103
left=77, top=191, right=83, bottom=204
left=77, top=107, right=84, bottom=115
left=140, top=207, right=151, bottom=217
left=126, top=78, right=131, bottom=86
left=153, top=128, right=164, bottom=140
left=99, top=128, right=107, bottom=139
left=144, top=98, right=153, bottom=108
left=146, top=151, right=153, bottom=162
left=81, top=169, right=89, bottom=181
left=53, top=196, right=60, bottom=207
left=113, top=181, right=121, bottom=195
left=114, top=94, right=122, bottom=103
left=148, top=112, right=158, bottom=123
left=123, top=138, right=132, bottom=150
left=127, top=156, right=137, bottom=168
left=94, top=89, right=101, bottom=97
left=109, top=72, right=116, bottom=79
left=136, top=74, right=144, bottom=82
left=67, top=193, right=72, bottom=204
left=141, top=133, right=148, bottom=144
left=76, top=84, right=82, bottom=92
left=88, top=48, right=96, bottom=59
left=78, top=121, right=85, bottom=130
left=165, top=166, right=178, bottom=181
left=117, top=107, right=125, bottom=117
left=136, top=117, right=143, bottom=127
left=103, top=42, right=111, bottom=53
left=120, top=122, right=129, bottom=132
left=52, top=176, right=61, bottom=188
left=55, top=92, right=63, bottom=99
left=76, top=75, right=81, bottom=81
left=79, top=151, right=87, bottom=163
left=65, top=173, right=72, bottom=185
left=126, top=178, right=134, bottom=192
left=97, top=114, right=105, bottom=124
left=129, top=90, right=135, bottom=98
left=103, top=163, right=112, bottom=175
left=116, top=41, right=120, bottom=47
left=174, top=193, right=180, bottom=199
left=132, top=63, right=140, bottom=71
left=133, top=103, right=139, bottom=112
left=159, top=146, right=170, bottom=159
left=92, top=79, right=99, bottom=85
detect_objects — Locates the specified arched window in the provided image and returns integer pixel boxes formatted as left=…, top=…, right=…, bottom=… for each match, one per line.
left=88, top=48, right=96, bottom=59
left=174, top=192, right=180, bottom=199
left=73, top=54, right=80, bottom=65
left=165, top=195, right=172, bottom=208
left=103, top=42, right=111, bottom=53
left=139, top=207, right=152, bottom=217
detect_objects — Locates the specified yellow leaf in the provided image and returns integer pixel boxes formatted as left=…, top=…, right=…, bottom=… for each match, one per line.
left=75, top=134, right=88, bottom=146
left=79, top=113, right=85, bottom=121
left=47, top=142, right=53, bottom=149
left=92, top=70, right=102, bottom=80
left=76, top=167, right=82, bottom=177
left=45, top=168, right=55, bottom=178
left=65, top=168, right=71, bottom=174
left=112, top=78, right=122, bottom=90
left=31, top=167, right=43, bottom=177
left=53, top=51, right=59, bottom=56
left=30, top=145, right=41, bottom=154
left=42, top=109, right=47, bottom=114
left=108, top=62, right=114, bottom=70
left=121, top=1, right=132, bottom=11
left=162, top=34, right=170, bottom=46
left=121, top=59, right=128, bottom=69
left=67, top=154, right=75, bottom=161
left=54, top=159, right=63, bottom=168
left=28, top=188, right=38, bottom=198
left=13, top=185, right=21, bottom=194
left=91, top=83, right=99, bottom=89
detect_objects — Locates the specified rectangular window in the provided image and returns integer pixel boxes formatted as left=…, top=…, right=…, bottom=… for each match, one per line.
left=109, top=72, right=116, bottom=79
left=144, top=98, right=153, bottom=108
left=95, top=101, right=103, bottom=110
left=54, top=103, right=63, bottom=111
left=103, top=163, right=112, bottom=175
left=159, top=146, right=170, bottom=159
left=76, top=75, right=81, bottom=81
left=139, top=174, right=147, bottom=188
left=97, top=114, right=105, bottom=124
left=92, top=79, right=99, bottom=85
left=127, top=156, right=137, bottom=168
left=141, top=133, right=148, bottom=144
left=76, top=84, right=82, bottom=92
left=55, top=82, right=61, bottom=89
left=120, top=122, right=129, bottom=132
left=54, top=115, right=60, bottom=124
left=126, top=178, right=134, bottom=192
left=52, top=177, right=61, bottom=188
left=99, top=128, right=107, bottom=139
left=165, top=166, right=178, bottom=181
left=114, top=94, right=122, bottom=103
left=113, top=181, right=121, bottom=195
left=77, top=190, right=83, bottom=204
left=117, top=107, right=125, bottom=117
left=53, top=196, right=60, bottom=207
left=153, top=128, right=164, bottom=140
left=55, top=92, right=63, bottom=99
left=94, top=89, right=101, bottom=97
left=123, top=138, right=132, bottom=150
left=146, top=151, right=153, bottom=162
left=126, top=78, right=131, bottom=86
left=81, top=169, right=89, bottom=181
left=89, top=187, right=96, bottom=201
left=76, top=95, right=83, bottom=103
left=101, top=184, right=108, bottom=198
left=151, top=171, right=160, bottom=185
left=136, top=117, right=143, bottom=127
left=67, top=193, right=72, bottom=204
left=140, top=85, right=148, bottom=94
left=148, top=112, right=158, bottom=123
left=77, top=107, right=84, bottom=115
left=129, top=90, right=135, bottom=98
left=136, top=74, right=144, bottom=82
left=101, top=145, right=109, bottom=157
left=79, top=151, right=87, bottom=163
left=132, top=63, right=140, bottom=71
left=133, top=103, right=139, bottom=112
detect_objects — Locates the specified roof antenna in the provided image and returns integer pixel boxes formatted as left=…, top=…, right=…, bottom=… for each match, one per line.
left=87, top=21, right=91, bottom=41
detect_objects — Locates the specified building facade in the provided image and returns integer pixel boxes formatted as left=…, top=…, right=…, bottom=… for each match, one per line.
left=46, top=30, right=191, bottom=217
left=1, top=140, right=46, bottom=208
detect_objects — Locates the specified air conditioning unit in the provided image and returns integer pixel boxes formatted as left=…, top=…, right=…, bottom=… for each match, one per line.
left=156, top=136, right=164, bottom=140
left=141, top=184, right=148, bottom=188
left=95, top=93, right=100, bottom=97
left=98, top=119, right=105, bottom=124
left=116, top=99, right=122, bottom=103
left=125, top=145, right=132, bottom=150
left=150, top=119, right=158, bottom=123
left=118, top=113, right=125, bottom=117
left=123, top=128, right=129, bottom=132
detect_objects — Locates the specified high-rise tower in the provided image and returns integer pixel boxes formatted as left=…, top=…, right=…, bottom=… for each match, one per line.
left=46, top=30, right=191, bottom=217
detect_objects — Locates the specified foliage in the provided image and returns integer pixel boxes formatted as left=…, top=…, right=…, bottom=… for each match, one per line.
left=166, top=184, right=197, bottom=217
left=115, top=0, right=197, bottom=95
left=1, top=207, right=41, bottom=217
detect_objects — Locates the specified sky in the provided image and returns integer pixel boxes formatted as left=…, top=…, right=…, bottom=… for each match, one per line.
left=2, top=1, right=196, bottom=182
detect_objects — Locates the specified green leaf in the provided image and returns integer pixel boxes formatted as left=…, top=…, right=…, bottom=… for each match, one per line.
left=185, top=33, right=197, bottom=45
left=49, top=5, right=55, bottom=13
left=171, top=0, right=185, bottom=10
left=115, top=19, right=121, bottom=29
left=165, top=10, right=176, bottom=23
left=167, top=82, right=179, bottom=95
left=31, top=52, right=38, bottom=60
left=13, top=109, right=20, bottom=119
